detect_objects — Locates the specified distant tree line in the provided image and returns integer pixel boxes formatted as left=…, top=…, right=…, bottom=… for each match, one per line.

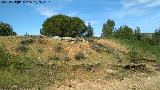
left=101, top=19, right=160, bottom=45
left=0, top=14, right=159, bottom=46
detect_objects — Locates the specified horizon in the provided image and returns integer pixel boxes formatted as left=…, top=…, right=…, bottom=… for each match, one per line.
left=1, top=0, right=160, bottom=36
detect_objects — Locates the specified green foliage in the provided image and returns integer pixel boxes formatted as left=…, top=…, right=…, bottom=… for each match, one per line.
left=75, top=52, right=85, bottom=60
left=41, top=14, right=87, bottom=37
left=0, top=22, right=17, bottom=36
left=0, top=46, right=11, bottom=69
left=152, top=28, right=160, bottom=45
left=114, top=25, right=134, bottom=39
left=102, top=19, right=115, bottom=37
left=10, top=56, right=34, bottom=72
left=85, top=22, right=94, bottom=37
left=134, top=26, right=142, bottom=41
left=127, top=49, right=141, bottom=64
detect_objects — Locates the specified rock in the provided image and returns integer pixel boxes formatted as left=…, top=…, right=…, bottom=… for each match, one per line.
left=52, top=36, right=62, bottom=40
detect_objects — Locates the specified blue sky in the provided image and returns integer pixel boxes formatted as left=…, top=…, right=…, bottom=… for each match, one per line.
left=0, top=0, right=160, bottom=36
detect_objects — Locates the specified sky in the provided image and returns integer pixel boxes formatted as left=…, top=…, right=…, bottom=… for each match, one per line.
left=0, top=0, right=160, bottom=36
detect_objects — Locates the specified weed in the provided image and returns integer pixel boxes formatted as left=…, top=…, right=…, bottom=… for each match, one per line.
left=54, top=43, right=63, bottom=52
left=75, top=52, right=85, bottom=60
left=15, top=45, right=29, bottom=53
left=48, top=55, right=60, bottom=61
left=127, top=49, right=141, bottom=64
left=20, top=39, right=34, bottom=46
left=0, top=45, right=11, bottom=69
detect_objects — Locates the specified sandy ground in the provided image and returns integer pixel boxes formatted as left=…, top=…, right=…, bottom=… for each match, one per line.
left=45, top=71, right=160, bottom=90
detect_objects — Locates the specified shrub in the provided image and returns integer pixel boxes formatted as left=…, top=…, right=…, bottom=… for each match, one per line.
left=75, top=52, right=85, bottom=60
left=53, top=43, right=63, bottom=52
left=10, top=56, right=34, bottom=72
left=20, top=39, right=34, bottom=46
left=48, top=55, right=60, bottom=61
left=0, top=46, right=11, bottom=69
left=15, top=45, right=29, bottom=53
left=127, top=49, right=141, bottom=64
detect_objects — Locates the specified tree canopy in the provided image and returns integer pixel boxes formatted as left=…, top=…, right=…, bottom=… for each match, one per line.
left=101, top=19, right=115, bottom=37
left=40, top=14, right=87, bottom=37
left=0, top=22, right=17, bottom=36
left=85, top=22, right=94, bottom=37
left=114, top=25, right=134, bottom=39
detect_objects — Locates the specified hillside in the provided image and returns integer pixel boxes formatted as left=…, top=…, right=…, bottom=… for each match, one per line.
left=0, top=36, right=159, bottom=90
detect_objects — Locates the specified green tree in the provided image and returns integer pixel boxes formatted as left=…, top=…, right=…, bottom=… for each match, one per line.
left=134, top=26, right=142, bottom=40
left=116, top=25, right=134, bottom=39
left=40, top=14, right=87, bottom=37
left=101, top=19, right=115, bottom=37
left=152, top=28, right=160, bottom=45
left=85, top=22, right=94, bottom=37
left=0, top=22, right=17, bottom=36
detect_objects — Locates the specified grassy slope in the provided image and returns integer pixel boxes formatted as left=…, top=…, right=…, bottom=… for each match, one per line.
left=0, top=36, right=159, bottom=89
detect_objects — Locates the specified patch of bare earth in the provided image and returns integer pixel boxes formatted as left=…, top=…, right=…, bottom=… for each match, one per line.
left=96, top=39, right=127, bottom=52
left=45, top=72, right=160, bottom=90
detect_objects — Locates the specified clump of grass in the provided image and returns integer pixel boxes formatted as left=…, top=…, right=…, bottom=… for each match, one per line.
left=15, top=45, right=29, bottom=53
left=37, top=48, right=43, bottom=53
left=127, top=49, right=141, bottom=64
left=75, top=52, right=85, bottom=60
left=20, top=39, right=35, bottom=46
left=53, top=43, right=63, bottom=52
left=48, top=55, right=60, bottom=61
left=0, top=45, right=12, bottom=69
left=10, top=56, right=34, bottom=73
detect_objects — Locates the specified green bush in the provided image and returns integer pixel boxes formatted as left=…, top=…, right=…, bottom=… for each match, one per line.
left=75, top=52, right=85, bottom=60
left=127, top=49, right=141, bottom=64
left=10, top=56, right=34, bottom=72
left=0, top=46, right=11, bottom=69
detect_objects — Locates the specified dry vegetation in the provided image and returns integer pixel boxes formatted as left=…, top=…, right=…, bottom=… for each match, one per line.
left=0, top=36, right=159, bottom=90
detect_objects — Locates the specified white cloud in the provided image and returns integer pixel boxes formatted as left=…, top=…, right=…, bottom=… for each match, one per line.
left=36, top=7, right=57, bottom=17
left=122, top=0, right=160, bottom=9
left=121, top=0, right=160, bottom=16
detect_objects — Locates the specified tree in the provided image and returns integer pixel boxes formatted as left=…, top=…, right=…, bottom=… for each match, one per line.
left=116, top=25, right=134, bottom=39
left=152, top=28, right=160, bottom=45
left=40, top=14, right=87, bottom=37
left=0, top=22, right=17, bottom=36
left=134, top=26, right=142, bottom=40
left=85, top=22, right=93, bottom=37
left=101, top=19, right=115, bottom=37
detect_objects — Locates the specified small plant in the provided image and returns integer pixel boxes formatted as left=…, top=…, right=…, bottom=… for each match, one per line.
left=48, top=55, right=60, bottom=61
left=0, top=46, right=11, bottom=69
left=75, top=52, right=85, bottom=60
left=20, top=39, right=34, bottom=46
left=15, top=45, right=29, bottom=53
left=10, top=56, right=34, bottom=72
left=127, top=49, right=141, bottom=64
left=53, top=43, right=63, bottom=52
left=37, top=48, right=43, bottom=53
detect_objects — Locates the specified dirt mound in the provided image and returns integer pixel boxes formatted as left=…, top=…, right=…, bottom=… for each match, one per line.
left=95, top=39, right=127, bottom=52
